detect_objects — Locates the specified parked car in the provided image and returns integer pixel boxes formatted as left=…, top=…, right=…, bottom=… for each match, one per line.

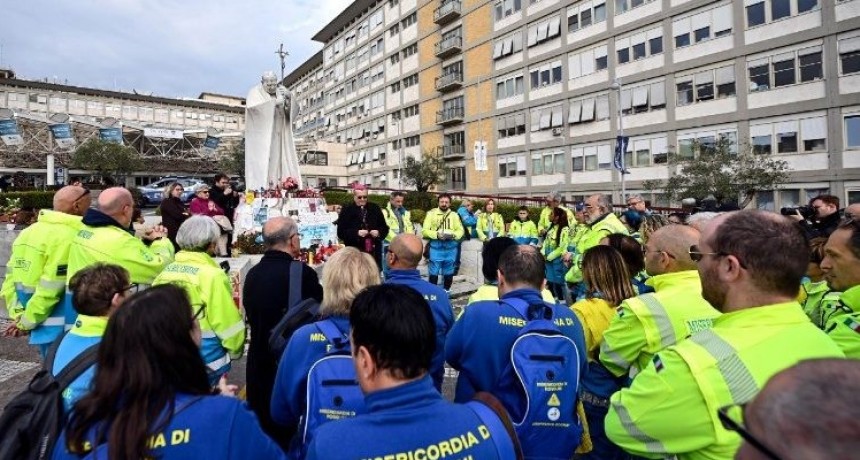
left=137, top=177, right=204, bottom=207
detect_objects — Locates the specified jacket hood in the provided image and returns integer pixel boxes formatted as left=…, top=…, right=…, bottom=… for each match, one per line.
left=82, top=208, right=133, bottom=235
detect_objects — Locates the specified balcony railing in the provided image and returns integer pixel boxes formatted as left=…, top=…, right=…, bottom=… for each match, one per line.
left=438, top=144, right=466, bottom=159
left=433, top=0, right=462, bottom=25
left=434, top=36, right=463, bottom=59
left=436, top=106, right=464, bottom=125
left=435, top=72, right=463, bottom=92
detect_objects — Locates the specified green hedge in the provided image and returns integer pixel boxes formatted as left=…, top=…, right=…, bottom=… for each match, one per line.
left=1, top=191, right=54, bottom=210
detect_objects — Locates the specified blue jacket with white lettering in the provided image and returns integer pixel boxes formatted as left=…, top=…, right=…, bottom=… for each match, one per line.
left=445, top=288, right=588, bottom=402
left=52, top=393, right=286, bottom=459
left=307, top=375, right=516, bottom=460
left=270, top=316, right=351, bottom=428
left=384, top=269, right=454, bottom=390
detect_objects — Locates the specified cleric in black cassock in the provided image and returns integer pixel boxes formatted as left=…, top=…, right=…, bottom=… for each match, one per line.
left=336, top=186, right=389, bottom=269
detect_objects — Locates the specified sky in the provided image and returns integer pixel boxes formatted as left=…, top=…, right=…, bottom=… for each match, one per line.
left=0, top=0, right=353, bottom=99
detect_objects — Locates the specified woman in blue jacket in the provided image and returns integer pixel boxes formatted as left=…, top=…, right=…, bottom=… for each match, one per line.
left=270, top=247, right=381, bottom=459
left=53, top=284, right=284, bottom=460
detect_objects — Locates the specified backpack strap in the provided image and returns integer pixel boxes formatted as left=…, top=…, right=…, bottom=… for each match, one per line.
left=45, top=331, right=66, bottom=372
left=466, top=400, right=518, bottom=460
left=316, top=319, right=349, bottom=351
left=53, top=343, right=100, bottom=390
left=288, top=260, right=304, bottom=310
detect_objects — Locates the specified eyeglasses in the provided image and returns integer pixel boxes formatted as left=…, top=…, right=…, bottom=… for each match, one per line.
left=192, top=304, right=206, bottom=321
left=114, top=283, right=138, bottom=296
left=717, top=404, right=782, bottom=460
left=642, top=246, right=675, bottom=259
left=73, top=187, right=91, bottom=203
left=689, top=244, right=746, bottom=268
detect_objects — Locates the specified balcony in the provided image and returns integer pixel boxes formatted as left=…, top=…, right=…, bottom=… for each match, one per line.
left=437, top=144, right=466, bottom=159
left=435, top=72, right=463, bottom=92
left=436, top=106, right=464, bottom=125
left=433, top=0, right=461, bottom=25
left=434, top=36, right=463, bottom=59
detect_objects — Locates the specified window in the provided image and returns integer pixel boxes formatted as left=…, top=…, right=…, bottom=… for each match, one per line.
left=404, top=135, right=420, bottom=147
left=568, top=44, right=608, bottom=78
left=498, top=155, right=527, bottom=177
left=567, top=1, right=606, bottom=33
left=747, top=2, right=766, bottom=27
left=569, top=93, right=610, bottom=124
left=529, top=61, right=563, bottom=89
left=370, top=38, right=384, bottom=58
left=616, top=28, right=662, bottom=65
left=390, top=53, right=400, bottom=64
left=401, top=12, right=417, bottom=28
left=402, top=43, right=418, bottom=58
left=532, top=150, right=566, bottom=175
left=750, top=117, right=822, bottom=155
left=389, top=24, right=400, bottom=36
left=799, top=50, right=823, bottom=82
left=527, top=16, right=562, bottom=47
left=390, top=81, right=401, bottom=93
left=748, top=46, right=823, bottom=92
left=493, top=33, right=523, bottom=60
left=498, top=112, right=527, bottom=138
left=403, top=73, right=419, bottom=87
left=678, top=127, right=738, bottom=157
left=624, top=136, right=668, bottom=167
left=846, top=115, right=860, bottom=148
left=495, top=0, right=523, bottom=21
left=674, top=5, right=732, bottom=49
left=403, top=105, right=419, bottom=117
left=840, top=37, right=860, bottom=75
left=388, top=0, right=398, bottom=7
left=496, top=74, right=525, bottom=99
left=300, top=151, right=329, bottom=166
left=772, top=55, right=796, bottom=87
left=571, top=144, right=612, bottom=171
left=620, top=80, right=666, bottom=114
left=752, top=134, right=772, bottom=154
left=771, top=0, right=791, bottom=21
left=615, top=0, right=654, bottom=15
left=530, top=104, right=565, bottom=131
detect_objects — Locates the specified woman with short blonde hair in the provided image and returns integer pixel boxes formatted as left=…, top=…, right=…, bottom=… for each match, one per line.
left=271, top=246, right=380, bottom=458
left=320, top=247, right=381, bottom=316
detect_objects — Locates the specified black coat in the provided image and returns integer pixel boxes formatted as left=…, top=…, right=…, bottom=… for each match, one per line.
left=336, top=202, right=389, bottom=269
left=242, top=250, right=324, bottom=447
left=159, top=196, right=187, bottom=250
left=210, top=185, right=239, bottom=222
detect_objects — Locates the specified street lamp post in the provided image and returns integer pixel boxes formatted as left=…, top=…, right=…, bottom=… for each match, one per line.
left=611, top=78, right=626, bottom=202
left=391, top=119, right=403, bottom=189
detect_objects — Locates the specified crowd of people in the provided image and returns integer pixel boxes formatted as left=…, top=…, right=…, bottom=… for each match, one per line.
left=2, top=179, right=860, bottom=460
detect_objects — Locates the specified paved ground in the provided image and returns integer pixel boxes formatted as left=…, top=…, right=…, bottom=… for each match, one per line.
left=0, top=296, right=469, bottom=409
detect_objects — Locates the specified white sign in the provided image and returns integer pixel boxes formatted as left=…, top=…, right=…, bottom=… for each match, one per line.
left=143, top=127, right=184, bottom=139
left=0, top=134, right=23, bottom=146
left=474, top=141, right=488, bottom=171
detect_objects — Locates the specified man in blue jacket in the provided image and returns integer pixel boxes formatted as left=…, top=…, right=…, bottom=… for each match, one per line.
left=384, top=233, right=454, bottom=390
left=307, top=284, right=521, bottom=460
left=446, top=245, right=588, bottom=458
left=455, top=199, right=478, bottom=274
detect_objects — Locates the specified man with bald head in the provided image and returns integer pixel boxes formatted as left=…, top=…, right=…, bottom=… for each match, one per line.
left=384, top=233, right=453, bottom=390
left=3, top=186, right=92, bottom=357
left=600, top=224, right=720, bottom=378
left=243, top=216, right=323, bottom=448
left=844, top=202, right=860, bottom=220
left=606, top=210, right=843, bottom=460
left=67, top=187, right=174, bottom=300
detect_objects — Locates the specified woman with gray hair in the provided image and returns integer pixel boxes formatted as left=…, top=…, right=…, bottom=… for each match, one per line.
left=270, top=246, right=381, bottom=459
left=152, top=216, right=246, bottom=386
